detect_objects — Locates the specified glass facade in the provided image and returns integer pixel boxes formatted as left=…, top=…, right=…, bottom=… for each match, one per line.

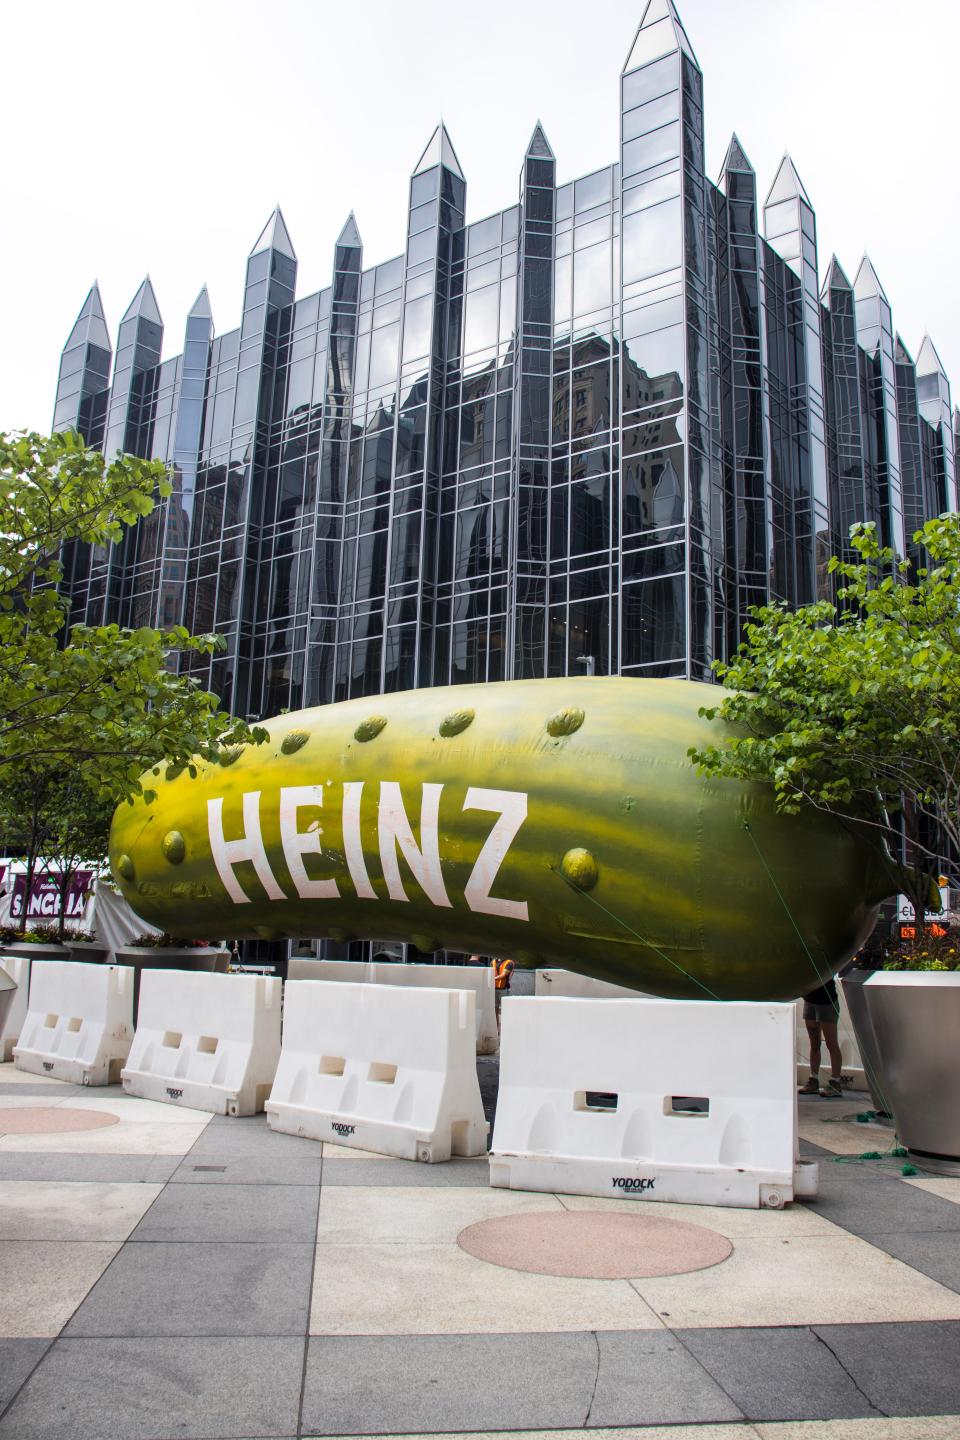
left=53, top=0, right=958, bottom=718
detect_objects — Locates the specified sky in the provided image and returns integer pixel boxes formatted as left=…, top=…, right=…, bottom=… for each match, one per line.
left=2, top=0, right=958, bottom=433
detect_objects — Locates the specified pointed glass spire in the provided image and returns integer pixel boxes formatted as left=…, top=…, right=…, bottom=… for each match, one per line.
left=623, top=0, right=697, bottom=73
left=250, top=206, right=296, bottom=260
left=722, top=133, right=753, bottom=175
left=121, top=276, right=162, bottom=326
left=916, top=334, right=947, bottom=380
left=823, top=255, right=851, bottom=291
left=526, top=122, right=554, bottom=160
left=819, top=255, right=852, bottom=303
left=188, top=284, right=212, bottom=321
left=336, top=212, right=362, bottom=248
left=413, top=122, right=464, bottom=179
left=765, top=154, right=812, bottom=208
left=63, top=282, right=110, bottom=352
left=894, top=334, right=914, bottom=366
left=853, top=254, right=888, bottom=303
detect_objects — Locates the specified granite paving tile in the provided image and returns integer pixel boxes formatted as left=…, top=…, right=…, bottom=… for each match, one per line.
left=813, top=1319, right=960, bottom=1417
left=558, top=1193, right=839, bottom=1238
left=130, top=1181, right=319, bottom=1243
left=63, top=1240, right=314, bottom=1337
left=0, top=1180, right=162, bottom=1241
left=0, top=1153, right=179, bottom=1183
left=798, top=1116, right=900, bottom=1156
left=0, top=1095, right=88, bottom=1110
left=170, top=1154, right=324, bottom=1186
left=320, top=1141, right=403, bottom=1160
left=317, top=1158, right=490, bottom=1187
left=0, top=1084, right=84, bottom=1098
left=856, top=1230, right=960, bottom=1292
left=316, top=1184, right=564, bottom=1245
left=755, top=1420, right=960, bottom=1439
left=58, top=1093, right=214, bottom=1124
left=0, top=1066, right=74, bottom=1089
left=0, top=1336, right=305, bottom=1439
left=811, top=1164, right=960, bottom=1236
left=0, top=1240, right=121, bottom=1337
left=187, top=1123, right=324, bottom=1158
left=630, top=1233, right=960, bottom=1328
left=0, top=1120, right=209, bottom=1155
left=301, top=1332, right=600, bottom=1434
left=0, top=1338, right=51, bottom=1412
left=309, top=1239, right=660, bottom=1335
left=904, top=1176, right=960, bottom=1206
left=677, top=1325, right=882, bottom=1421
left=587, top=1330, right=743, bottom=1427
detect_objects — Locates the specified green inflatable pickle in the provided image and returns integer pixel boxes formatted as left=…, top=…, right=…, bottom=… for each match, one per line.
left=109, top=677, right=897, bottom=1001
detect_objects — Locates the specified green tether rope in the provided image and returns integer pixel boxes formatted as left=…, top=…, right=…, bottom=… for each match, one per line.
left=742, top=821, right=834, bottom=994
left=741, top=821, right=906, bottom=1159
left=548, top=863, right=722, bottom=1001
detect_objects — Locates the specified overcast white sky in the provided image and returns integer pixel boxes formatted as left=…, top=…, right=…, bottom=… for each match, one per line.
left=2, top=0, right=957, bottom=434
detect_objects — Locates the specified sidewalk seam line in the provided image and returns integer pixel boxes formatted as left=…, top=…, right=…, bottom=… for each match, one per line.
left=810, top=1326, right=890, bottom=1417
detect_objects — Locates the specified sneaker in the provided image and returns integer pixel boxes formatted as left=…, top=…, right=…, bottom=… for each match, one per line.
left=798, top=1077, right=820, bottom=1095
left=819, top=1077, right=844, bottom=1098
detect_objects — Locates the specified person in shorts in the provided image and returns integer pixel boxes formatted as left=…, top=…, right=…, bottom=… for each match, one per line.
left=798, top=977, right=844, bottom=1097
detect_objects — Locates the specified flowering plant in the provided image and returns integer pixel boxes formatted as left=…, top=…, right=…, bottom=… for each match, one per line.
left=882, top=929, right=960, bottom=972
left=128, top=933, right=210, bottom=949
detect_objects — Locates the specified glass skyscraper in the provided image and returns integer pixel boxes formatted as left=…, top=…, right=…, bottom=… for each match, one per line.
left=53, top=0, right=959, bottom=724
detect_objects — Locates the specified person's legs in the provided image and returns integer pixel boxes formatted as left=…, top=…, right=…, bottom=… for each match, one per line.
left=818, top=1020, right=844, bottom=1095
left=806, top=1018, right=822, bottom=1074
left=799, top=1017, right=822, bottom=1093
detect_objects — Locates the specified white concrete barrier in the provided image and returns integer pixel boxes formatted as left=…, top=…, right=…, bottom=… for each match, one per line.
left=122, top=969, right=281, bottom=1115
left=14, top=961, right=134, bottom=1086
left=535, top=968, right=650, bottom=1000
left=293, top=959, right=373, bottom=983
left=490, top=996, right=815, bottom=1208
left=287, top=959, right=498, bottom=1055
left=370, top=963, right=499, bottom=1056
left=0, top=955, right=31, bottom=1063
left=794, top=991, right=867, bottom=1091
left=266, top=980, right=488, bottom=1161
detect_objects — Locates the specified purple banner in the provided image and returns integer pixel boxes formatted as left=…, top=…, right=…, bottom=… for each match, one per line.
left=9, top=870, right=94, bottom=922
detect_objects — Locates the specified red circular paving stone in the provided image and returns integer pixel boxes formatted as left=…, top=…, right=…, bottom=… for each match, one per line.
left=457, top=1209, right=733, bottom=1279
left=0, top=1107, right=120, bottom=1134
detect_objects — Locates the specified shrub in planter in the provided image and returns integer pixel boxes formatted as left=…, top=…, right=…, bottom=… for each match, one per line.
left=126, top=933, right=212, bottom=949
left=880, top=931, right=960, bottom=973
left=2, top=924, right=71, bottom=954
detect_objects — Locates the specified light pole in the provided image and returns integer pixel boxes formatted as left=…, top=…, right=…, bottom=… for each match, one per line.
left=576, top=654, right=595, bottom=676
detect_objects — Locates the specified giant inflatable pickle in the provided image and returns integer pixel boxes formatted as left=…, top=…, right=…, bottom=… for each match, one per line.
left=109, top=677, right=897, bottom=1000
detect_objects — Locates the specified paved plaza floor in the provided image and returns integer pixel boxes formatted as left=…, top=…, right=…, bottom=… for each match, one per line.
left=0, top=1058, right=959, bottom=1439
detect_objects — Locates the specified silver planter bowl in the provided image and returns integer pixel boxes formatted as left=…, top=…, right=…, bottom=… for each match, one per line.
left=863, top=971, right=960, bottom=1175
left=840, top=970, right=891, bottom=1116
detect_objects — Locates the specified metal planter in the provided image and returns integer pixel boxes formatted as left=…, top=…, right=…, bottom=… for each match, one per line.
left=863, top=972, right=960, bottom=1176
left=112, top=947, right=227, bottom=1021
left=840, top=970, right=890, bottom=1116
left=0, top=967, right=16, bottom=1038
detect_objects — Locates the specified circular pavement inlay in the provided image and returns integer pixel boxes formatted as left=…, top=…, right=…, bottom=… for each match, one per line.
left=0, top=1107, right=120, bottom=1135
left=457, top=1209, right=733, bottom=1279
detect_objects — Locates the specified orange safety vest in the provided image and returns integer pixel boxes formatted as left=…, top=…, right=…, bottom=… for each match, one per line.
left=492, top=957, right=514, bottom=990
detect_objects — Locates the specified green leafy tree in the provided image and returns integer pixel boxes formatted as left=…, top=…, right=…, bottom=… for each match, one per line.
left=690, top=515, right=960, bottom=928
left=0, top=769, right=113, bottom=940
left=0, top=430, right=264, bottom=803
